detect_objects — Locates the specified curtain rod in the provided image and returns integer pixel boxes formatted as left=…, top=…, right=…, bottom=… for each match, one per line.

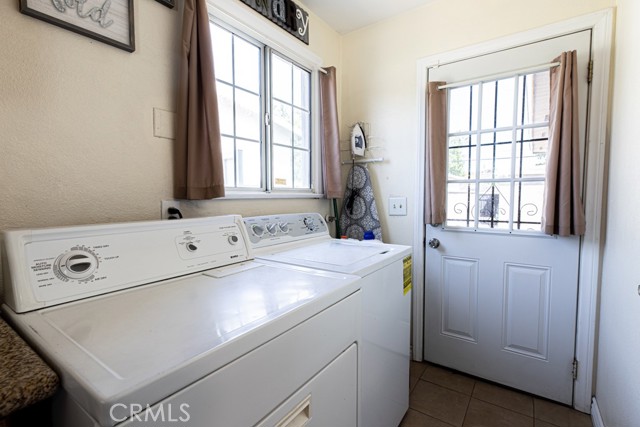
left=437, top=61, right=560, bottom=90
left=318, top=67, right=328, bottom=74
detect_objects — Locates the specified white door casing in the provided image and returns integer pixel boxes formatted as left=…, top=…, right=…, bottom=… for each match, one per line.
left=424, top=29, right=590, bottom=405
left=412, top=9, right=613, bottom=412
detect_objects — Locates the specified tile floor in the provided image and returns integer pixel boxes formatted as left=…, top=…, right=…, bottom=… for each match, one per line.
left=402, top=361, right=593, bottom=427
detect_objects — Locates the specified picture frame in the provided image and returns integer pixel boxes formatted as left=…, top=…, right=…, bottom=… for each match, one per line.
left=19, top=0, right=135, bottom=52
left=155, top=0, right=175, bottom=9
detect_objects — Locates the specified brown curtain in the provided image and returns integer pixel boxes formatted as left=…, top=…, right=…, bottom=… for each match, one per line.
left=541, top=51, right=586, bottom=236
left=425, top=82, right=447, bottom=225
left=319, top=67, right=342, bottom=199
left=174, top=0, right=225, bottom=200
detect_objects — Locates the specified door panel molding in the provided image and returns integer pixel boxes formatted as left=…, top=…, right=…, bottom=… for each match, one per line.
left=414, top=9, right=614, bottom=412
left=502, top=263, right=551, bottom=359
left=441, top=257, right=479, bottom=342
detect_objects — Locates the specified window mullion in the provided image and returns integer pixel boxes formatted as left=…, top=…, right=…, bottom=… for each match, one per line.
left=264, top=47, right=272, bottom=192
left=508, top=76, right=520, bottom=231
left=230, top=35, right=238, bottom=188
left=473, top=84, right=483, bottom=230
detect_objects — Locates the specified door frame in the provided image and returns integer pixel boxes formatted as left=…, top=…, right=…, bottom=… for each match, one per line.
left=412, top=9, right=613, bottom=412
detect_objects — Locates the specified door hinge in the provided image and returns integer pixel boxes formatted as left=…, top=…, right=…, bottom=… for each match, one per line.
left=587, top=60, right=594, bottom=83
left=572, top=358, right=578, bottom=380
left=265, top=112, right=271, bottom=126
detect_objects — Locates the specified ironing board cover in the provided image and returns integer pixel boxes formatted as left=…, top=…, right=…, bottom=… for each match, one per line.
left=339, top=164, right=382, bottom=240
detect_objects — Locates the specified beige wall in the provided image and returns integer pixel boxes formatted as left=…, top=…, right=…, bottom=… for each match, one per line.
left=0, top=1, right=342, bottom=232
left=340, top=0, right=615, bottom=245
left=595, top=0, right=640, bottom=424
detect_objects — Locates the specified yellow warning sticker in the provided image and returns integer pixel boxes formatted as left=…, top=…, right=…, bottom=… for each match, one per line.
left=403, top=255, right=412, bottom=295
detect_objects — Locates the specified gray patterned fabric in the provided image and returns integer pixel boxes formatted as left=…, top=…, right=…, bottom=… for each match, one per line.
left=0, top=318, right=59, bottom=418
left=339, top=164, right=382, bottom=240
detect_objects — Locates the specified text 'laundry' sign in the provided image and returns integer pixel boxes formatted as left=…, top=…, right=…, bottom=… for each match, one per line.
left=238, top=0, right=309, bottom=45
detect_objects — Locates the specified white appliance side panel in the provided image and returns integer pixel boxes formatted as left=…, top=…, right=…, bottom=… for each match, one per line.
left=118, top=292, right=360, bottom=427
left=361, top=261, right=411, bottom=427
left=257, top=344, right=358, bottom=427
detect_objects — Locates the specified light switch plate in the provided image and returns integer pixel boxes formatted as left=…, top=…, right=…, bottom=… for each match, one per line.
left=153, top=108, right=176, bottom=139
left=389, top=197, right=407, bottom=216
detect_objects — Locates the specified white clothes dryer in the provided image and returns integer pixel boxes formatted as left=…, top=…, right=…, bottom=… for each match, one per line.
left=243, top=213, right=412, bottom=427
left=1, top=215, right=361, bottom=427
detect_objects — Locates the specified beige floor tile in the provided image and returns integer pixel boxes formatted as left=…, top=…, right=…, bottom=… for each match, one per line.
left=401, top=408, right=456, bottom=427
left=411, top=361, right=428, bottom=392
left=410, top=380, right=470, bottom=427
left=472, top=381, right=534, bottom=417
left=412, top=361, right=428, bottom=378
left=421, top=364, right=476, bottom=395
left=534, top=399, right=593, bottom=427
left=462, top=399, right=534, bottom=427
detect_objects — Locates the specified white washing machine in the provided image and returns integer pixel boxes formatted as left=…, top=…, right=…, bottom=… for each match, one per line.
left=1, top=215, right=361, bottom=427
left=243, top=213, right=412, bottom=427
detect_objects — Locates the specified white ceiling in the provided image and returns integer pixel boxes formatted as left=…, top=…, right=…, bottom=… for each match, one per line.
left=301, top=0, right=438, bottom=34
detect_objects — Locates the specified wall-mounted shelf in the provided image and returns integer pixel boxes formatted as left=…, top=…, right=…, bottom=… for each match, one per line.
left=341, top=157, right=384, bottom=165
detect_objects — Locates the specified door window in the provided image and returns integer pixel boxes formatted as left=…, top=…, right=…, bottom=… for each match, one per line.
left=446, top=71, right=550, bottom=232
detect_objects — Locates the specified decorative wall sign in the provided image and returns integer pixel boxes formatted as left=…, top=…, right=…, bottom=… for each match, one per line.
left=20, top=0, right=135, bottom=52
left=155, top=0, right=174, bottom=9
left=238, top=0, right=310, bottom=45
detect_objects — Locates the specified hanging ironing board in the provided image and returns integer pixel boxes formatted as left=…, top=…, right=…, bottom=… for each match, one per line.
left=339, top=164, right=382, bottom=241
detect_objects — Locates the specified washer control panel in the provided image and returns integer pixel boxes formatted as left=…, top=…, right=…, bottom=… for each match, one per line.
left=243, top=213, right=329, bottom=248
left=2, top=215, right=249, bottom=313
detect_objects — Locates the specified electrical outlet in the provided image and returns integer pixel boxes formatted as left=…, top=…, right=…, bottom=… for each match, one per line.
left=389, top=197, right=407, bottom=216
left=161, top=200, right=181, bottom=220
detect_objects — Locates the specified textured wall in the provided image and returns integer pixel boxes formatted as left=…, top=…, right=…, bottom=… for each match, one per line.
left=0, top=0, right=341, bottom=232
left=0, top=1, right=180, bottom=229
left=595, top=0, right=640, bottom=425
left=340, top=0, right=615, bottom=245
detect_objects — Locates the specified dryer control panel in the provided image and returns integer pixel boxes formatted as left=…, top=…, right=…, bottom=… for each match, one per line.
left=2, top=215, right=250, bottom=313
left=243, top=213, right=330, bottom=248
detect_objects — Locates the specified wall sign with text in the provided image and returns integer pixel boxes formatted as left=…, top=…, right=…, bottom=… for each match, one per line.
left=20, top=0, right=135, bottom=52
left=239, top=0, right=309, bottom=45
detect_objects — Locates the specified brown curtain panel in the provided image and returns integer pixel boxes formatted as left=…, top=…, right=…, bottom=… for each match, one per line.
left=541, top=51, right=586, bottom=236
left=424, top=82, right=447, bottom=225
left=174, top=0, right=225, bottom=200
left=319, top=67, right=343, bottom=199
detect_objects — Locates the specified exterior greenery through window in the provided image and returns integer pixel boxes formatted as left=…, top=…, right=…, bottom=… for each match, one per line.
left=210, top=21, right=312, bottom=193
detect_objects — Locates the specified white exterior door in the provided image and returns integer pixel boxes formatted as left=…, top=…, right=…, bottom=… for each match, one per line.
left=424, top=30, right=591, bottom=405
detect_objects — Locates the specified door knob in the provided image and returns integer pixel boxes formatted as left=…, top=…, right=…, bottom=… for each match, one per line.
left=428, top=238, right=440, bottom=249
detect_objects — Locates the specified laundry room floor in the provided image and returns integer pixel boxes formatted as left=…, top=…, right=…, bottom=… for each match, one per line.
left=402, top=362, right=593, bottom=427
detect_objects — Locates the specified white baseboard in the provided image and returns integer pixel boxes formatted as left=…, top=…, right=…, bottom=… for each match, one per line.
left=591, top=397, right=605, bottom=427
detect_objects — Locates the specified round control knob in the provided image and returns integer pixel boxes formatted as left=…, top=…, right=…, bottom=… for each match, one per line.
left=278, top=222, right=289, bottom=233
left=187, top=243, right=198, bottom=252
left=228, top=235, right=239, bottom=245
left=251, top=224, right=265, bottom=237
left=303, top=217, right=316, bottom=231
left=55, top=250, right=98, bottom=280
left=266, top=223, right=278, bottom=235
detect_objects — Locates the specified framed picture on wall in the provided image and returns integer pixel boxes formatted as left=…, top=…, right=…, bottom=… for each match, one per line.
left=20, top=0, right=135, bottom=52
left=155, top=0, right=175, bottom=8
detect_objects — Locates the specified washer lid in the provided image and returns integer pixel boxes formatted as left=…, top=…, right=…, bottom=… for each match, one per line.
left=263, top=239, right=411, bottom=275
left=7, top=262, right=359, bottom=426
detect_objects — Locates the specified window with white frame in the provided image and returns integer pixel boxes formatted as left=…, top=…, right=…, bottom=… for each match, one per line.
left=445, top=71, right=550, bottom=232
left=210, top=21, right=313, bottom=194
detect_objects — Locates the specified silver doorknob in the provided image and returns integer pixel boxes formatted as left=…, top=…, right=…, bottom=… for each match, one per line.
left=428, top=238, right=440, bottom=249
